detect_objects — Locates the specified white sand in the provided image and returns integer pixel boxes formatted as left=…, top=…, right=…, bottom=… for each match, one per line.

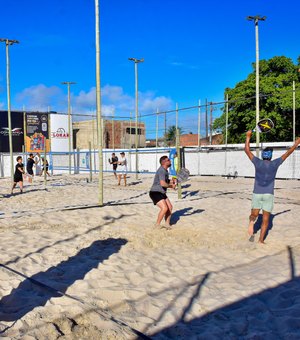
left=0, top=174, right=300, bottom=339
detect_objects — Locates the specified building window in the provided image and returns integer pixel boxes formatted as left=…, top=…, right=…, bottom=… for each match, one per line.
left=126, top=127, right=142, bottom=135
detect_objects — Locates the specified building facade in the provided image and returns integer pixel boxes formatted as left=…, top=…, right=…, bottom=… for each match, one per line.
left=72, top=119, right=146, bottom=149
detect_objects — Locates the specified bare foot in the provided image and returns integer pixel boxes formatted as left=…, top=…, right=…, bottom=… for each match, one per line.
left=258, top=240, right=266, bottom=245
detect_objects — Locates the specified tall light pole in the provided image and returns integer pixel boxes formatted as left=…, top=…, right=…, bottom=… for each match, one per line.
left=128, top=57, right=144, bottom=179
left=247, top=15, right=266, bottom=156
left=0, top=38, right=19, bottom=182
left=95, top=0, right=103, bottom=206
left=61, top=81, right=76, bottom=175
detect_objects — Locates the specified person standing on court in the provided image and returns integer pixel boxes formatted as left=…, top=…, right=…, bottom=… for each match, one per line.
left=40, top=157, right=51, bottom=177
left=34, top=152, right=41, bottom=175
left=149, top=155, right=176, bottom=229
left=26, top=153, right=37, bottom=183
left=109, top=152, right=118, bottom=179
left=118, top=152, right=127, bottom=186
left=11, top=156, right=25, bottom=194
left=245, top=130, right=300, bottom=244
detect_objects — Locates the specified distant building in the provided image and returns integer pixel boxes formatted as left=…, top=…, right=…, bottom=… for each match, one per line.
left=72, top=119, right=146, bottom=149
left=145, top=133, right=223, bottom=148
left=180, top=133, right=223, bottom=146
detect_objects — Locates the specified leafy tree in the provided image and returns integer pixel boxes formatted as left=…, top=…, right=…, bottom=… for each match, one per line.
left=213, top=56, right=300, bottom=143
left=164, top=125, right=183, bottom=146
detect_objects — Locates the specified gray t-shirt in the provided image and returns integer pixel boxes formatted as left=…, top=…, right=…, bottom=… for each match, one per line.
left=150, top=166, right=169, bottom=194
left=252, top=156, right=283, bottom=194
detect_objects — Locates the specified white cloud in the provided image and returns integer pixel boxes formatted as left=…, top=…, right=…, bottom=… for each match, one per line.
left=13, top=83, right=174, bottom=120
left=139, top=91, right=173, bottom=112
left=15, top=84, right=63, bottom=111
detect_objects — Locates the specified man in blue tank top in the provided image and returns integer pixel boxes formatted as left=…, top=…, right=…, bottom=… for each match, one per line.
left=245, top=130, right=300, bottom=243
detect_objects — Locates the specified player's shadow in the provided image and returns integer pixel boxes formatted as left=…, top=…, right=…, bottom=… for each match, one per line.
left=0, top=238, right=127, bottom=323
left=182, top=190, right=199, bottom=198
left=181, top=184, right=191, bottom=189
left=171, top=207, right=205, bottom=225
left=128, top=180, right=143, bottom=186
left=254, top=209, right=291, bottom=239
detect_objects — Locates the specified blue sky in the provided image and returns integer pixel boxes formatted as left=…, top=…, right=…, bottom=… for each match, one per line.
left=0, top=0, right=299, bottom=138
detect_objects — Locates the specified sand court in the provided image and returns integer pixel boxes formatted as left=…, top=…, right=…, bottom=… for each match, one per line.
left=0, top=174, right=300, bottom=338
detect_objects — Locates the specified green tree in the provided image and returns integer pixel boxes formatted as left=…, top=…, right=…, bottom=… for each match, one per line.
left=213, top=56, right=300, bottom=143
left=164, top=125, right=183, bottom=146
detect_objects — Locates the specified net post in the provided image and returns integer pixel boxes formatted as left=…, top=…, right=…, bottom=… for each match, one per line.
left=89, top=141, right=92, bottom=183
left=176, top=128, right=182, bottom=200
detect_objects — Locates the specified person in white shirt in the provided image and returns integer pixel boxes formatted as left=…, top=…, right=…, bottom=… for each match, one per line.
left=118, top=152, right=127, bottom=186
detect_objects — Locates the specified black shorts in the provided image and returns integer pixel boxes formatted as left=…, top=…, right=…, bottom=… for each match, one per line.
left=14, top=175, right=23, bottom=183
left=27, top=169, right=34, bottom=175
left=149, top=191, right=167, bottom=205
left=113, top=165, right=117, bottom=171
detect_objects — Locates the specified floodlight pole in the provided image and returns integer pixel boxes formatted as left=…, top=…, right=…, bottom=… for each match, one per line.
left=293, top=81, right=295, bottom=142
left=247, top=15, right=266, bottom=156
left=128, top=57, right=144, bottom=179
left=0, top=38, right=19, bottom=182
left=95, top=0, right=103, bottom=206
left=61, top=81, right=76, bottom=175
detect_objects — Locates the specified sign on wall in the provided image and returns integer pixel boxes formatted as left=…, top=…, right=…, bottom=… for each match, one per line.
left=25, top=113, right=50, bottom=152
left=0, top=111, right=24, bottom=152
left=50, top=113, right=71, bottom=152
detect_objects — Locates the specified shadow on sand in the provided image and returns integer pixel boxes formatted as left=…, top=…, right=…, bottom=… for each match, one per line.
left=254, top=209, right=291, bottom=240
left=151, top=246, right=300, bottom=339
left=0, top=238, right=127, bottom=323
left=171, top=207, right=205, bottom=225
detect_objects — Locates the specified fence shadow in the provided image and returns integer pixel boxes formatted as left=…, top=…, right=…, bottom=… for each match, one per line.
left=0, top=238, right=127, bottom=323
left=151, top=246, right=299, bottom=339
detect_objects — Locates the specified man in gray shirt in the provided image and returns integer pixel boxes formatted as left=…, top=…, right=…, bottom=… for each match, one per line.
left=245, top=130, right=300, bottom=243
left=149, top=155, right=176, bottom=229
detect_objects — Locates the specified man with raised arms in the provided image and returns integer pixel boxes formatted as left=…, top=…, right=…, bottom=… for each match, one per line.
left=245, top=130, right=300, bottom=244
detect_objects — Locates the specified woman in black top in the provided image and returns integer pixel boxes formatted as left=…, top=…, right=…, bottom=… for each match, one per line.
left=11, top=156, right=25, bottom=194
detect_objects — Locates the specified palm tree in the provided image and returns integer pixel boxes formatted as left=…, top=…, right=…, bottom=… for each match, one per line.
left=164, top=125, right=183, bottom=146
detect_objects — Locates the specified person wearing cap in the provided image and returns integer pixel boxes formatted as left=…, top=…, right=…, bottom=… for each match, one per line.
left=245, top=130, right=300, bottom=244
left=118, top=152, right=127, bottom=186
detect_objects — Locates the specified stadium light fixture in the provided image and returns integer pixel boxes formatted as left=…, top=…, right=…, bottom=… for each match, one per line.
left=0, top=38, right=19, bottom=182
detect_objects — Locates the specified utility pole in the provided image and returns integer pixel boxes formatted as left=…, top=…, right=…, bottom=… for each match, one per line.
left=247, top=15, right=266, bottom=156
left=61, top=81, right=76, bottom=175
left=128, top=57, right=144, bottom=179
left=209, top=102, right=213, bottom=144
left=164, top=112, right=167, bottom=137
left=205, top=98, right=208, bottom=141
left=95, top=0, right=103, bottom=206
left=0, top=38, right=19, bottom=182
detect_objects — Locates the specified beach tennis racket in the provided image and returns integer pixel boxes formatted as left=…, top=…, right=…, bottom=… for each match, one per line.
left=253, top=118, right=274, bottom=133
left=176, top=168, right=190, bottom=183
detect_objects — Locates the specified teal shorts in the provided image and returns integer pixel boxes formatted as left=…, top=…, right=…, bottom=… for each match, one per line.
left=251, top=193, right=274, bottom=213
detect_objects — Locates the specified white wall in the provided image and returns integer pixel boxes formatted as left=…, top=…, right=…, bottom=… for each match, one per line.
left=1, top=144, right=299, bottom=179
